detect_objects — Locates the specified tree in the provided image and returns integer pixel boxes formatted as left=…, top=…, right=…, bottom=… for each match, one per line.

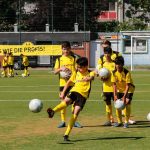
left=0, top=0, right=16, bottom=31
left=125, top=0, right=150, bottom=23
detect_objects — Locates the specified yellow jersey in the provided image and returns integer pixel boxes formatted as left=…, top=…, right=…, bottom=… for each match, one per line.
left=54, top=55, right=76, bottom=86
left=111, top=68, right=135, bottom=93
left=70, top=70, right=95, bottom=98
left=22, top=56, right=29, bottom=66
left=97, top=51, right=121, bottom=66
left=8, top=56, right=14, bottom=65
left=100, top=60, right=115, bottom=92
left=2, top=56, right=8, bottom=67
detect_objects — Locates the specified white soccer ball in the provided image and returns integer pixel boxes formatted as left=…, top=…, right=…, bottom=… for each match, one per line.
left=29, top=99, right=43, bottom=113
left=22, top=73, right=26, bottom=77
left=98, top=68, right=110, bottom=79
left=60, top=70, right=71, bottom=79
left=114, top=99, right=125, bottom=110
left=147, top=112, right=150, bottom=121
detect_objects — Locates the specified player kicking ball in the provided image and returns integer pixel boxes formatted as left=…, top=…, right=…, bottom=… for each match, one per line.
left=47, top=57, right=95, bottom=141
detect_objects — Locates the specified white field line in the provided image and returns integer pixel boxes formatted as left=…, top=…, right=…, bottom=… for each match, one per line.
left=0, top=83, right=149, bottom=88
left=0, top=99, right=149, bottom=102
left=0, top=90, right=149, bottom=93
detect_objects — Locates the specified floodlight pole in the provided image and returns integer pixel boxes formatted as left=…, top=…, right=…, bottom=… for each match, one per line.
left=19, top=0, right=21, bottom=44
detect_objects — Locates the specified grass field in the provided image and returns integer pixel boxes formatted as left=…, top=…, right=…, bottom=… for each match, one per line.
left=0, top=69, right=150, bottom=150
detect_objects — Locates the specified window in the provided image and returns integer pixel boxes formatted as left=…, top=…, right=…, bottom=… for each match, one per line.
left=123, top=36, right=148, bottom=53
left=135, top=39, right=147, bottom=53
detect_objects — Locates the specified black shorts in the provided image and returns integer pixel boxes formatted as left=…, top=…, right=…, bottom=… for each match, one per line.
left=117, top=93, right=134, bottom=104
left=8, top=65, right=14, bottom=69
left=23, top=66, right=29, bottom=70
left=59, top=86, right=72, bottom=97
left=67, top=92, right=86, bottom=110
left=103, top=92, right=114, bottom=105
left=3, top=66, right=7, bottom=69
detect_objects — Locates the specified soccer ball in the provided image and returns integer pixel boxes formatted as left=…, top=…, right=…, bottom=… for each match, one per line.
left=114, top=99, right=125, bottom=110
left=147, top=112, right=150, bottom=121
left=60, top=70, right=71, bottom=79
left=29, top=99, right=43, bottom=113
left=22, top=73, right=26, bottom=77
left=98, top=68, right=110, bottom=79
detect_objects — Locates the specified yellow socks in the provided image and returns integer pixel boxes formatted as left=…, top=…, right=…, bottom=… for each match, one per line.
left=106, top=105, right=113, bottom=121
left=53, top=101, right=67, bottom=112
left=124, top=105, right=131, bottom=123
left=60, top=108, right=66, bottom=122
left=65, top=114, right=78, bottom=136
left=116, top=109, right=122, bottom=123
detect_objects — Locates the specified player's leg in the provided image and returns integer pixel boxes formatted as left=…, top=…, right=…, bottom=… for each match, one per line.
left=47, top=96, right=72, bottom=118
left=71, top=104, right=83, bottom=128
left=103, top=92, right=114, bottom=126
left=57, top=87, right=71, bottom=128
left=64, top=105, right=80, bottom=141
left=123, top=94, right=133, bottom=128
left=114, top=109, right=123, bottom=127
left=64, top=92, right=86, bottom=141
left=3, top=66, right=8, bottom=77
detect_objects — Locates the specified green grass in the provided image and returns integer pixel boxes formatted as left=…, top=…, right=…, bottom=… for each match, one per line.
left=0, top=69, right=150, bottom=150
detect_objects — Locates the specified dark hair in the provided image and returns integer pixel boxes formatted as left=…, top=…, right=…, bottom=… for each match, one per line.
left=62, top=41, right=71, bottom=49
left=102, top=40, right=111, bottom=47
left=104, top=47, right=112, bottom=54
left=115, top=56, right=124, bottom=66
left=76, top=57, right=88, bottom=67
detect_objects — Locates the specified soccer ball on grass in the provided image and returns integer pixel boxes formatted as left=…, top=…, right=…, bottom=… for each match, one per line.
left=147, top=112, right=150, bottom=121
left=29, top=99, right=43, bottom=113
left=114, top=99, right=125, bottom=110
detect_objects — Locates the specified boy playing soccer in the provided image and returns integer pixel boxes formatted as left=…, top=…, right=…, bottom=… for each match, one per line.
left=47, top=57, right=95, bottom=141
left=111, top=56, right=135, bottom=128
left=54, top=41, right=82, bottom=128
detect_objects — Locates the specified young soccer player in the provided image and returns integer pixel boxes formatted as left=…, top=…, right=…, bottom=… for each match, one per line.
left=54, top=41, right=82, bottom=128
left=111, top=56, right=135, bottom=128
left=8, top=52, right=14, bottom=77
left=20, top=54, right=30, bottom=77
left=97, top=47, right=116, bottom=126
left=47, top=57, right=95, bottom=141
left=1, top=51, right=8, bottom=77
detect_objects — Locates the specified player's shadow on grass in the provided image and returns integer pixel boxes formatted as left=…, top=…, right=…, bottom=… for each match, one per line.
left=83, top=124, right=103, bottom=128
left=130, top=120, right=150, bottom=128
left=72, top=136, right=144, bottom=142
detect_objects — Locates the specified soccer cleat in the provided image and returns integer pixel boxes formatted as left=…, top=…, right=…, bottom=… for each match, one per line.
left=123, top=123, right=129, bottom=128
left=63, top=135, right=70, bottom=141
left=103, top=121, right=112, bottom=126
left=113, top=122, right=123, bottom=127
left=57, top=122, right=66, bottom=128
left=47, top=108, right=54, bottom=118
left=129, top=119, right=136, bottom=125
left=74, top=122, right=83, bottom=128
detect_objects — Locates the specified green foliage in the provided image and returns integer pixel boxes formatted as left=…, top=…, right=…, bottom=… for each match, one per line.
left=118, top=18, right=147, bottom=31
left=125, top=0, right=150, bottom=23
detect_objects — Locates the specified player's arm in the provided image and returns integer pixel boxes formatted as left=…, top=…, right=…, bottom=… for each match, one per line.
left=112, top=82, right=118, bottom=101
left=122, top=83, right=130, bottom=103
left=53, top=59, right=64, bottom=74
left=111, top=73, right=118, bottom=101
left=123, top=72, right=132, bottom=103
left=82, top=71, right=95, bottom=82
